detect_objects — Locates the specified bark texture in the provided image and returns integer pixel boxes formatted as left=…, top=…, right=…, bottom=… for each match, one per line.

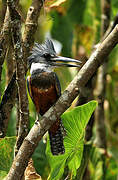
left=7, top=0, right=29, bottom=155
left=0, top=0, right=44, bottom=137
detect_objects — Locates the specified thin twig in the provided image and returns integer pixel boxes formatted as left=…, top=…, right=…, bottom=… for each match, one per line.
left=6, top=24, right=118, bottom=180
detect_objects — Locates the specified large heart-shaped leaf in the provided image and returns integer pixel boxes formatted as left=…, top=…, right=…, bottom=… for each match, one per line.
left=46, top=101, right=97, bottom=179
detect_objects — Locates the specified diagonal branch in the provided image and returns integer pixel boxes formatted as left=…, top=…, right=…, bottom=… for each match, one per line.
left=6, top=25, right=118, bottom=180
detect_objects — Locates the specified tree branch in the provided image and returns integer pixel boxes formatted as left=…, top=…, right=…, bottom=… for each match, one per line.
left=22, top=0, right=44, bottom=68
left=7, top=0, right=29, bottom=155
left=0, top=72, right=17, bottom=137
left=0, top=0, right=19, bottom=96
left=6, top=25, right=118, bottom=180
left=0, top=7, right=11, bottom=98
left=0, top=0, right=44, bottom=137
left=0, top=0, right=19, bottom=137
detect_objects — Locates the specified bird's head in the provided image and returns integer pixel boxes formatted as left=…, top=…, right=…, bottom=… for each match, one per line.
left=28, top=39, right=81, bottom=74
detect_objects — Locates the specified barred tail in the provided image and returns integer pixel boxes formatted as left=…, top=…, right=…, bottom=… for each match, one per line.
left=49, top=119, right=65, bottom=155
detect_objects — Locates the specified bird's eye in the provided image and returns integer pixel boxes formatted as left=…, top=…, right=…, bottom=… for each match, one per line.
left=43, top=53, right=51, bottom=59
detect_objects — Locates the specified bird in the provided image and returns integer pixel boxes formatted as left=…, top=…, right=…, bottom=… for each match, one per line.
left=27, top=39, right=81, bottom=155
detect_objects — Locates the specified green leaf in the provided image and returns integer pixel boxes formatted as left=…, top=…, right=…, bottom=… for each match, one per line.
left=0, top=137, right=16, bottom=173
left=46, top=100, right=97, bottom=179
left=47, top=155, right=66, bottom=180
left=111, top=0, right=118, bottom=17
left=73, top=143, right=92, bottom=180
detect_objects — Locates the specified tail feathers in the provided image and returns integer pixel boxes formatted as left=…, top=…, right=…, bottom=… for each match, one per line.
left=49, top=120, right=65, bottom=155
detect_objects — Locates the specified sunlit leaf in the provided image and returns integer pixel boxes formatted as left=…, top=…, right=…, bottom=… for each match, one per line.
left=74, top=143, right=92, bottom=180
left=46, top=101, right=97, bottom=179
left=45, top=0, right=67, bottom=8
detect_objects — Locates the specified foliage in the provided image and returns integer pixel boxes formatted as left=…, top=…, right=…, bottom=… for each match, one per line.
left=89, top=146, right=118, bottom=180
left=0, top=137, right=16, bottom=179
left=46, top=101, right=97, bottom=179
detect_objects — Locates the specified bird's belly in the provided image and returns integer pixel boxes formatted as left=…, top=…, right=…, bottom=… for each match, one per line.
left=31, top=85, right=57, bottom=115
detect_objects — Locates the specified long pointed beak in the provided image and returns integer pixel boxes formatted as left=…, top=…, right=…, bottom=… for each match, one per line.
left=51, top=56, right=81, bottom=67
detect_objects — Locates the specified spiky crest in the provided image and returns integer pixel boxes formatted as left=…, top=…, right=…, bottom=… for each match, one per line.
left=28, top=39, right=56, bottom=67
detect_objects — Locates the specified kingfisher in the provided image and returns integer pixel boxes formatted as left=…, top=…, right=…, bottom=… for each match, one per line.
left=27, top=39, right=81, bottom=155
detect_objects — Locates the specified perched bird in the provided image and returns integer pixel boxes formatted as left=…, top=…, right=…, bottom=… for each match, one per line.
left=27, top=39, right=81, bottom=155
